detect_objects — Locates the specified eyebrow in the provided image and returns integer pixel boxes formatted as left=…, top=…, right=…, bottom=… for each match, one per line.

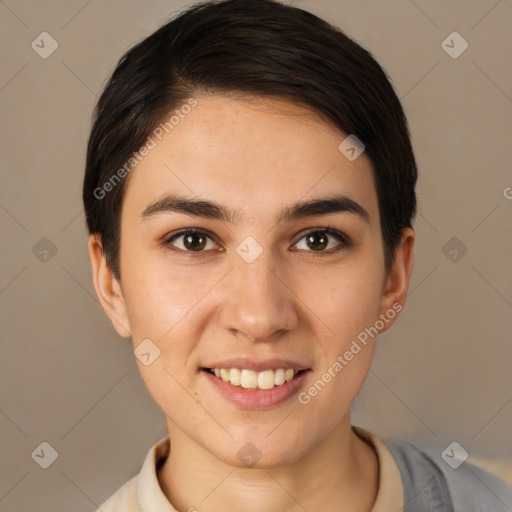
left=140, top=193, right=370, bottom=224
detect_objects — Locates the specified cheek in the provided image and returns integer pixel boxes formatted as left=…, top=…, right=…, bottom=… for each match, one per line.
left=308, top=258, right=384, bottom=344
left=120, top=242, right=210, bottom=340
left=295, top=267, right=382, bottom=424
left=122, top=238, right=385, bottom=346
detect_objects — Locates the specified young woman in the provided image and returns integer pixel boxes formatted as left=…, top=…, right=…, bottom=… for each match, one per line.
left=83, top=1, right=511, bottom=510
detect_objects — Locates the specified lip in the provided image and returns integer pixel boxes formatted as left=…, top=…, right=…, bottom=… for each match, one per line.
left=202, top=368, right=311, bottom=410
left=201, top=357, right=311, bottom=372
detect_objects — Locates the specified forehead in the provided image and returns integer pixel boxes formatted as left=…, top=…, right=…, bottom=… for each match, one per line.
left=121, top=94, right=378, bottom=224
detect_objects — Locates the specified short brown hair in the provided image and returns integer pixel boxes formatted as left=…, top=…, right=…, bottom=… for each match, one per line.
left=83, top=0, right=417, bottom=280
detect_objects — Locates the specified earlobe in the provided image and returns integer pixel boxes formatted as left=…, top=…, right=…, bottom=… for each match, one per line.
left=378, top=228, right=415, bottom=333
left=88, top=234, right=132, bottom=338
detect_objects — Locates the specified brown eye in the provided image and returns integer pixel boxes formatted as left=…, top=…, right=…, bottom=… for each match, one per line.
left=183, top=232, right=207, bottom=251
left=305, top=232, right=328, bottom=251
left=293, top=228, right=350, bottom=253
left=165, top=229, right=219, bottom=255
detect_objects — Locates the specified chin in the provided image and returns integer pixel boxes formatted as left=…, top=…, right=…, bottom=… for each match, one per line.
left=212, top=432, right=311, bottom=470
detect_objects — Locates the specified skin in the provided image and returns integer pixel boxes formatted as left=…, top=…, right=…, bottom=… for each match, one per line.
left=89, top=94, right=415, bottom=512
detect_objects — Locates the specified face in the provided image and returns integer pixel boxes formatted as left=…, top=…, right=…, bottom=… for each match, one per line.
left=91, top=94, right=413, bottom=468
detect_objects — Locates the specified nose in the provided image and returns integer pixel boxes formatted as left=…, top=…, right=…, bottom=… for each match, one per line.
left=219, top=248, right=298, bottom=342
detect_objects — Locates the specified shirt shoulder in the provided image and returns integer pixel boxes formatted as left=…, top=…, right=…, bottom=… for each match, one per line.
left=95, top=475, right=142, bottom=512
left=386, top=438, right=512, bottom=512
left=95, top=436, right=177, bottom=512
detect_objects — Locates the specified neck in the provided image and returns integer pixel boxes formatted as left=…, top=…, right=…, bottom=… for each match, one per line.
left=157, top=417, right=379, bottom=512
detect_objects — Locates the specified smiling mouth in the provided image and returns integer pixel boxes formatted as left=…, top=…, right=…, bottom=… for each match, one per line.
left=201, top=367, right=308, bottom=390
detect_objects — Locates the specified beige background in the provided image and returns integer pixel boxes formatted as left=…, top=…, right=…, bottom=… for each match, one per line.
left=1, top=0, right=511, bottom=510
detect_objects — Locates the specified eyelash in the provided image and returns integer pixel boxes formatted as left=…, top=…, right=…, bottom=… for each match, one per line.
left=162, top=227, right=351, bottom=258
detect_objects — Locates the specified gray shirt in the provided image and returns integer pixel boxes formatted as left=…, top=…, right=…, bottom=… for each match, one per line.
left=387, top=439, right=512, bottom=511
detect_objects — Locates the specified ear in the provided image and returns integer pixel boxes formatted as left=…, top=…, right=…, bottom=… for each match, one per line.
left=88, top=234, right=131, bottom=338
left=378, top=227, right=415, bottom=334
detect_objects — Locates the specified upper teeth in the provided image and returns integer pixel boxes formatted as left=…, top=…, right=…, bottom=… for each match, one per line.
left=211, top=368, right=299, bottom=389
